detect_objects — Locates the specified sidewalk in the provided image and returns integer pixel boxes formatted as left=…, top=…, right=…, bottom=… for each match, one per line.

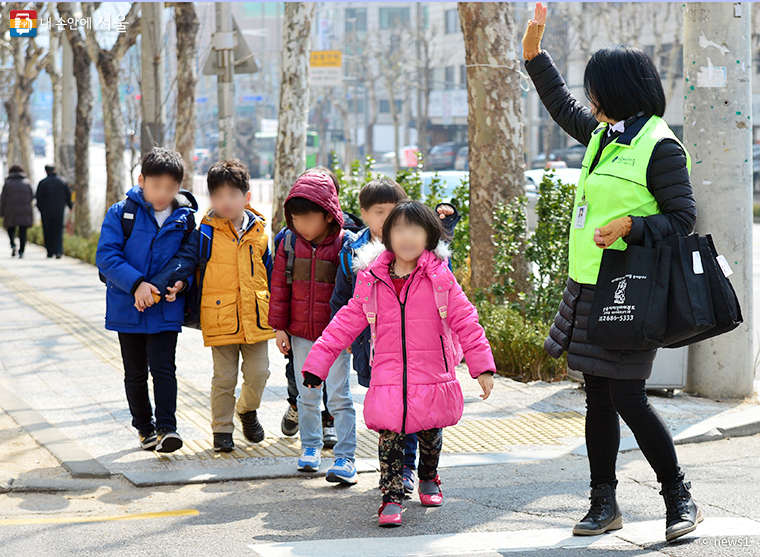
left=0, top=241, right=757, bottom=489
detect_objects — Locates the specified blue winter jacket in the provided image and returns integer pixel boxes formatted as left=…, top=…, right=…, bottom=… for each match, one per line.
left=96, top=185, right=198, bottom=334
left=330, top=204, right=460, bottom=387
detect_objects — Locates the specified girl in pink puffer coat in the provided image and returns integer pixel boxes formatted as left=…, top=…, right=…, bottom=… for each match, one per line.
left=302, top=201, right=495, bottom=528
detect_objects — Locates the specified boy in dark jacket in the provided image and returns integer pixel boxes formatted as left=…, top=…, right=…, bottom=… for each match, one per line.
left=96, top=148, right=197, bottom=453
left=330, top=177, right=460, bottom=494
left=269, top=171, right=357, bottom=482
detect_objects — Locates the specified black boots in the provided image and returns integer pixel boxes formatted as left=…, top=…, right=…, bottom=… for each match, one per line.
left=238, top=410, right=265, bottom=443
left=573, top=483, right=623, bottom=536
left=661, top=480, right=703, bottom=542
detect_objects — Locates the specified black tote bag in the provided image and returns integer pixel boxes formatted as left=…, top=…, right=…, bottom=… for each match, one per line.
left=665, top=234, right=742, bottom=348
left=587, top=222, right=671, bottom=350
left=660, top=233, right=715, bottom=346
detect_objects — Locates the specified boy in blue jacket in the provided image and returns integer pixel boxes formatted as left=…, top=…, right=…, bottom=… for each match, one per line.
left=96, top=147, right=197, bottom=453
left=330, top=177, right=460, bottom=492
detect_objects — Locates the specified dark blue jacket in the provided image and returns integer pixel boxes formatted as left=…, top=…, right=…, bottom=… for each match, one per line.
left=330, top=204, right=460, bottom=387
left=96, top=186, right=197, bottom=334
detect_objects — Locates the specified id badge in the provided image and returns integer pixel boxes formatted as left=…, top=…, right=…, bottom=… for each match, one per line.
left=574, top=203, right=588, bottom=229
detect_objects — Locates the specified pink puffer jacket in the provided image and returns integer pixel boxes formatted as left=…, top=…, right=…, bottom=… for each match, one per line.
left=303, top=245, right=496, bottom=434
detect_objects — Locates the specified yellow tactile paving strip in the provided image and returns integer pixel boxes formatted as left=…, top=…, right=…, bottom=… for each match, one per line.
left=0, top=266, right=586, bottom=461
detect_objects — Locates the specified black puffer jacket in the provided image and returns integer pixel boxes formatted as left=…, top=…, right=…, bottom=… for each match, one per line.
left=0, top=170, right=34, bottom=228
left=527, top=51, right=697, bottom=380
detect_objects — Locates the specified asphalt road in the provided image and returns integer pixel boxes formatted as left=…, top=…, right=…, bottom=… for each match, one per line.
left=1, top=434, right=759, bottom=556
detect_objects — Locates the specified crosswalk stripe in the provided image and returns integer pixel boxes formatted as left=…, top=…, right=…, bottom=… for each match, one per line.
left=248, top=517, right=760, bottom=557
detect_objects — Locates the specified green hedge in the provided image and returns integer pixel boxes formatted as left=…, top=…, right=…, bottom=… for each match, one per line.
left=477, top=302, right=566, bottom=382
left=26, top=224, right=100, bottom=265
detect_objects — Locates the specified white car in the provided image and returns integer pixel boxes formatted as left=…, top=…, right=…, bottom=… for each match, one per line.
left=419, top=168, right=582, bottom=232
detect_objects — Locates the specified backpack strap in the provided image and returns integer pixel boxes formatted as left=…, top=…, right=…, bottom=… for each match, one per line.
left=341, top=249, right=353, bottom=285
left=121, top=198, right=138, bottom=241
left=359, top=277, right=378, bottom=367
left=283, top=230, right=297, bottom=284
left=196, top=222, right=213, bottom=298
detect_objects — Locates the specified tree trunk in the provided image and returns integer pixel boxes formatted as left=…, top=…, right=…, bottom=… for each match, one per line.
left=458, top=2, right=529, bottom=292
left=272, top=2, right=315, bottom=235
left=173, top=2, right=199, bottom=191
left=47, top=19, right=63, bottom=169
left=58, top=2, right=93, bottom=237
left=365, top=79, right=377, bottom=157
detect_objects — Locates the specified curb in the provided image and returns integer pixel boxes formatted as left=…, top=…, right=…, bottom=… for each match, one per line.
left=122, top=458, right=379, bottom=487
left=0, top=385, right=110, bottom=479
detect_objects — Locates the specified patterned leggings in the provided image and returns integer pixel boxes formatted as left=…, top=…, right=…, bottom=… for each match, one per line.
left=379, top=428, right=442, bottom=504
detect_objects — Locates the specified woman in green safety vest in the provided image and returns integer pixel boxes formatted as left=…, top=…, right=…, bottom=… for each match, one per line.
left=523, top=3, right=700, bottom=543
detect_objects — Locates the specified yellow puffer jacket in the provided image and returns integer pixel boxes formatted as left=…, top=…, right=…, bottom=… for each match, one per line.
left=199, top=207, right=275, bottom=347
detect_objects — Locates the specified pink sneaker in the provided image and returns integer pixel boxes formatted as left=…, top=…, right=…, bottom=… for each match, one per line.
left=378, top=502, right=403, bottom=527
left=419, top=475, right=443, bottom=507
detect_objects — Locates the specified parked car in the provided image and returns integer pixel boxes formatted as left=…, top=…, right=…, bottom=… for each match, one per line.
left=428, top=142, right=466, bottom=171
left=193, top=148, right=211, bottom=174
left=531, top=143, right=585, bottom=169
left=454, top=146, right=469, bottom=171
left=33, top=136, right=46, bottom=157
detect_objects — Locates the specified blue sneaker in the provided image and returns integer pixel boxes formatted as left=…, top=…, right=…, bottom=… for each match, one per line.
left=326, top=457, right=358, bottom=484
left=402, top=466, right=416, bottom=494
left=297, top=447, right=321, bottom=472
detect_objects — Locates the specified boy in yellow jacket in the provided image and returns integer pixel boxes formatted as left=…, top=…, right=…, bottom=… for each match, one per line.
left=156, top=159, right=274, bottom=452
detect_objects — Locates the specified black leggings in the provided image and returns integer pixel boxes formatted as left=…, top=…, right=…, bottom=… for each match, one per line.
left=7, top=226, right=27, bottom=254
left=583, top=373, right=683, bottom=486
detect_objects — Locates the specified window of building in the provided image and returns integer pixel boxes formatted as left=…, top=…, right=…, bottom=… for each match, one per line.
left=379, top=99, right=403, bottom=113
left=460, top=65, right=467, bottom=88
left=444, top=66, right=455, bottom=88
left=445, top=9, right=460, bottom=34
left=380, top=7, right=410, bottom=30
left=345, top=8, right=367, bottom=33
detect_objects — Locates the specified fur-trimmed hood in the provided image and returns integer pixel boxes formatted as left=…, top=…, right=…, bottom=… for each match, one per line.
left=352, top=240, right=452, bottom=272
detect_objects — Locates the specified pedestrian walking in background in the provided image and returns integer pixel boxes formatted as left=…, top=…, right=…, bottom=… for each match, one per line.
left=524, top=2, right=701, bottom=543
left=0, top=164, right=34, bottom=259
left=36, top=164, right=73, bottom=259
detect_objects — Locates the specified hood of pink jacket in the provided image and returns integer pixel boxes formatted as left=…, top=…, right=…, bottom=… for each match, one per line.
left=303, top=244, right=495, bottom=434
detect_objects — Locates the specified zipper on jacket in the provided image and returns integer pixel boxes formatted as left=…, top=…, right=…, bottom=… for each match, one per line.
left=250, top=245, right=255, bottom=276
left=371, top=266, right=420, bottom=435
left=309, top=246, right=316, bottom=339
left=439, top=335, right=449, bottom=373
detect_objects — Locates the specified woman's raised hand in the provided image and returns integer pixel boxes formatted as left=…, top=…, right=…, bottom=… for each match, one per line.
left=522, top=2, right=548, bottom=61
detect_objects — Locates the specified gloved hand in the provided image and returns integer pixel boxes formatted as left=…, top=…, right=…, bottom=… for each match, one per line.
left=522, top=2, right=547, bottom=61
left=594, top=216, right=632, bottom=248
left=303, top=371, right=323, bottom=388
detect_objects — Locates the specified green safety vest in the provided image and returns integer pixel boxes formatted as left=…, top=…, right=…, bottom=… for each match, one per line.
left=569, top=115, right=691, bottom=285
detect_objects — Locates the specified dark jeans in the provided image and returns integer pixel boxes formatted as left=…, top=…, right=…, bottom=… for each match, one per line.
left=118, top=331, right=179, bottom=432
left=285, top=346, right=330, bottom=420
left=7, top=226, right=27, bottom=254
left=404, top=433, right=418, bottom=469
left=583, top=373, right=683, bottom=486
left=379, top=428, right=442, bottom=504
left=41, top=214, right=64, bottom=256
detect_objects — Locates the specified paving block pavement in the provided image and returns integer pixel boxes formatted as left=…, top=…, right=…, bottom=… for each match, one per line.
left=0, top=242, right=756, bottom=487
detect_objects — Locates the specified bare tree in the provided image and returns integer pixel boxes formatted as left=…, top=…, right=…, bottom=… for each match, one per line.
left=272, top=2, right=315, bottom=234
left=373, top=32, right=409, bottom=174
left=45, top=4, right=63, bottom=169
left=458, top=2, right=529, bottom=292
left=82, top=3, right=141, bottom=211
left=4, top=2, right=48, bottom=182
left=58, top=2, right=93, bottom=236
left=170, top=2, right=199, bottom=191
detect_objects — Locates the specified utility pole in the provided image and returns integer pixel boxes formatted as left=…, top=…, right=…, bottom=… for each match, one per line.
left=140, top=2, right=165, bottom=158
left=684, top=2, right=754, bottom=399
left=60, top=33, right=76, bottom=182
left=213, top=2, right=236, bottom=160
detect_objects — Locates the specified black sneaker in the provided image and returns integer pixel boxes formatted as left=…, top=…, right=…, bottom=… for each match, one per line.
left=11, top=247, right=17, bottom=257
left=281, top=405, right=299, bottom=436
left=156, top=428, right=183, bottom=453
left=322, top=417, right=337, bottom=450
left=213, top=432, right=235, bottom=453
left=238, top=410, right=265, bottom=443
left=139, top=428, right=158, bottom=450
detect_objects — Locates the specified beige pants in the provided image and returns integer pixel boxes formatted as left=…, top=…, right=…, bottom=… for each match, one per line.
left=210, top=342, right=270, bottom=434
